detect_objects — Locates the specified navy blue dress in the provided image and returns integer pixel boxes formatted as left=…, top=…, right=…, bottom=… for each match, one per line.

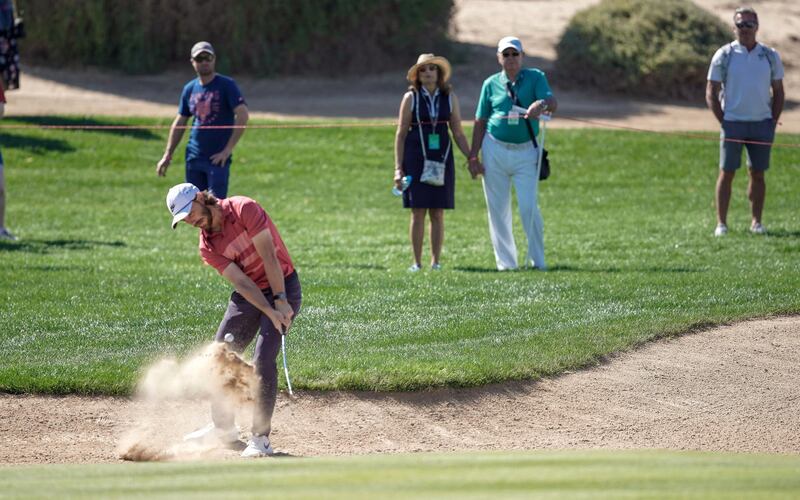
left=402, top=89, right=455, bottom=209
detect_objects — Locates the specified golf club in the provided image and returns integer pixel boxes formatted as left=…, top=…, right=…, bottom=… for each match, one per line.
left=281, top=328, right=294, bottom=396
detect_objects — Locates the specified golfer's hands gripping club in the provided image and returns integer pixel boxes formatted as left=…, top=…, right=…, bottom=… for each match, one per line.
left=274, top=300, right=294, bottom=334
left=264, top=307, right=290, bottom=333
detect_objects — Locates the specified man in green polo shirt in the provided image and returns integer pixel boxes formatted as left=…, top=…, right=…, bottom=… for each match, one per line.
left=468, top=36, right=557, bottom=271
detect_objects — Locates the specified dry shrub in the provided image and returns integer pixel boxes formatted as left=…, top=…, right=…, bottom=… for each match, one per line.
left=554, top=0, right=730, bottom=99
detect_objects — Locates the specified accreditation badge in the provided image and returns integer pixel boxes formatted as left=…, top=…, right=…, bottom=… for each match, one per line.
left=428, top=134, right=441, bottom=150
left=508, top=111, right=519, bottom=126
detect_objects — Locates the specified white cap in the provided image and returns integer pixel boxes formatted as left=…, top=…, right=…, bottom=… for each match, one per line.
left=497, top=36, right=523, bottom=53
left=191, top=41, right=215, bottom=58
left=166, top=183, right=199, bottom=229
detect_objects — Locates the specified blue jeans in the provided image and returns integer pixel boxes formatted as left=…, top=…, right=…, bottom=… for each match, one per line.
left=186, top=157, right=231, bottom=198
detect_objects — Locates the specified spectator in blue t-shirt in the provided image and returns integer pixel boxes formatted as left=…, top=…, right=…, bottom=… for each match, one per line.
left=157, top=41, right=249, bottom=199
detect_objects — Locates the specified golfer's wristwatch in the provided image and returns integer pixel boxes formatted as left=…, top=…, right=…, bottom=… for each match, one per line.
left=274, top=292, right=288, bottom=302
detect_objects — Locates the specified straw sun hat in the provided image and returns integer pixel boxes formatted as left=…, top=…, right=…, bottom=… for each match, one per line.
left=406, top=53, right=452, bottom=84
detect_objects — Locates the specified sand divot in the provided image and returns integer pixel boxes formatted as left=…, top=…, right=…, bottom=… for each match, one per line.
left=118, top=342, right=259, bottom=462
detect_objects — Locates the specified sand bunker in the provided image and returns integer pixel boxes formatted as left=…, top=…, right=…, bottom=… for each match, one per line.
left=117, top=342, right=258, bottom=461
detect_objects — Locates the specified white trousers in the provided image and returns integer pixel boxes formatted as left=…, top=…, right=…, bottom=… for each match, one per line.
left=481, top=134, right=545, bottom=270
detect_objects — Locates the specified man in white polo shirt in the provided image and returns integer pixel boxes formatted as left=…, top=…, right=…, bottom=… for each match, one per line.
left=706, top=7, right=784, bottom=237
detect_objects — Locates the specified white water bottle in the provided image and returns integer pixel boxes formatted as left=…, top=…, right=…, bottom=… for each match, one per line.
left=392, top=175, right=412, bottom=196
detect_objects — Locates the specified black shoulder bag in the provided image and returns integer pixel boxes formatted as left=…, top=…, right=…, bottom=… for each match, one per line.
left=506, top=82, right=550, bottom=180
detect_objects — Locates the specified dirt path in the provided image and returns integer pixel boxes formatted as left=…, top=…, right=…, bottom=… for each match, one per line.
left=2, top=317, right=798, bottom=465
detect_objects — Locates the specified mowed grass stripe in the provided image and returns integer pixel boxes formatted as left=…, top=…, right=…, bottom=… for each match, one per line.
left=1, top=450, right=799, bottom=499
left=0, top=117, right=798, bottom=393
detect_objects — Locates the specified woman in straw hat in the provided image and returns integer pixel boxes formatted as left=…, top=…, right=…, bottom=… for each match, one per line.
left=394, top=53, right=471, bottom=272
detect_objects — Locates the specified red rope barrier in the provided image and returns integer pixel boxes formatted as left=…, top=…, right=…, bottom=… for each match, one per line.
left=553, top=115, right=800, bottom=148
left=0, top=116, right=797, bottom=148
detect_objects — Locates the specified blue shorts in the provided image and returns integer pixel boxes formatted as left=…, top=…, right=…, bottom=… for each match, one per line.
left=186, top=157, right=232, bottom=198
left=720, top=119, right=775, bottom=172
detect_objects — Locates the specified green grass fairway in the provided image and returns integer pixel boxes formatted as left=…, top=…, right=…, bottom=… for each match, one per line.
left=1, top=450, right=799, bottom=499
left=0, top=117, right=798, bottom=393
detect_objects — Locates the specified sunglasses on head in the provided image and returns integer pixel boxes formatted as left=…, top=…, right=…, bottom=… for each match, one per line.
left=193, top=54, right=214, bottom=62
left=502, top=51, right=520, bottom=58
left=418, top=64, right=439, bottom=73
left=735, top=20, right=757, bottom=29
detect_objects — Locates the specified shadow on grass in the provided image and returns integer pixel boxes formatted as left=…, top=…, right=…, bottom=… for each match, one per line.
left=8, top=116, right=161, bottom=140
left=0, top=238, right=126, bottom=253
left=548, top=264, right=702, bottom=273
left=315, top=263, right=389, bottom=271
left=21, top=264, right=94, bottom=272
left=452, top=266, right=500, bottom=273
left=454, top=264, right=702, bottom=273
left=764, top=229, right=800, bottom=239
left=0, top=131, right=75, bottom=154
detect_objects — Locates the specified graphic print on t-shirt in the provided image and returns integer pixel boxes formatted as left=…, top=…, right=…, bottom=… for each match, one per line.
left=190, top=90, right=221, bottom=123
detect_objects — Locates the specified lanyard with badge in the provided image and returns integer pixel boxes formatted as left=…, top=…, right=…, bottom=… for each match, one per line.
left=416, top=90, right=450, bottom=161
left=506, top=81, right=540, bottom=149
left=505, top=81, right=529, bottom=127
left=421, top=88, right=440, bottom=150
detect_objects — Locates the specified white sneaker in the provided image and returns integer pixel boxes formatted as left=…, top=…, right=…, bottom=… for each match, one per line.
left=751, top=222, right=766, bottom=234
left=431, top=263, right=442, bottom=271
left=0, top=228, right=17, bottom=241
left=408, top=264, right=421, bottom=272
left=714, top=223, right=728, bottom=237
left=182, top=423, right=239, bottom=444
left=241, top=435, right=274, bottom=458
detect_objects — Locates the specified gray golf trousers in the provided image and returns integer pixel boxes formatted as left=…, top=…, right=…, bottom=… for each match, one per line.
left=211, top=271, right=302, bottom=436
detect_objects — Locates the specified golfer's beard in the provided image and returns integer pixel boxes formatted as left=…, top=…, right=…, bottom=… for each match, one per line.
left=196, top=206, right=213, bottom=230
left=197, top=67, right=214, bottom=77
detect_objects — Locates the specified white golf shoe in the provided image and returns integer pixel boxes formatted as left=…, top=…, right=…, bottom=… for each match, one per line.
left=241, top=435, right=274, bottom=458
left=0, top=228, right=17, bottom=241
left=751, top=222, right=766, bottom=235
left=182, top=423, right=239, bottom=444
left=714, top=223, right=728, bottom=237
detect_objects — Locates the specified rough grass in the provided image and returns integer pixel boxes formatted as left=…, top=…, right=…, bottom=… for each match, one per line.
left=0, top=117, right=798, bottom=393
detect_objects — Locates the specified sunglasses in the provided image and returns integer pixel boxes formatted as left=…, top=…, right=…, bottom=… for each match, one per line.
left=735, top=20, right=757, bottom=29
left=418, top=64, right=439, bottom=73
left=502, top=51, right=520, bottom=58
left=193, top=54, right=214, bottom=63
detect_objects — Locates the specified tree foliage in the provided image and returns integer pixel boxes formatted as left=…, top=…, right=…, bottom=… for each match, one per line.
left=21, top=0, right=454, bottom=75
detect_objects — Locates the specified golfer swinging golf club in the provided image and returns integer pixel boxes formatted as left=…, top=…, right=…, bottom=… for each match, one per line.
left=166, top=183, right=302, bottom=458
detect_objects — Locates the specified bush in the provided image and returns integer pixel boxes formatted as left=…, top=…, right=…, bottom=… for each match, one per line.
left=19, top=0, right=454, bottom=76
left=554, top=0, right=730, bottom=99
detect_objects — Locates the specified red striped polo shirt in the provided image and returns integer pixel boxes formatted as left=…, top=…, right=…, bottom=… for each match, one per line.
left=199, top=196, right=294, bottom=290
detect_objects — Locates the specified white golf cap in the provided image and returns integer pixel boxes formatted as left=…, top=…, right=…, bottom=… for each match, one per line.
left=497, top=36, right=523, bottom=53
left=191, top=41, right=215, bottom=58
left=166, top=183, right=199, bottom=229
